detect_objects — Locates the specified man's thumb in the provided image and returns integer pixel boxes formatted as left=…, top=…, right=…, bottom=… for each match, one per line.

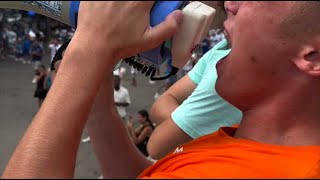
left=142, top=10, right=183, bottom=50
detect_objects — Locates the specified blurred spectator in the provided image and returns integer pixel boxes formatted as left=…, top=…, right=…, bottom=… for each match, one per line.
left=114, top=75, right=131, bottom=121
left=14, top=37, right=23, bottom=62
left=200, top=35, right=212, bottom=55
left=131, top=66, right=137, bottom=86
left=22, top=35, right=31, bottom=64
left=33, top=65, right=49, bottom=108
left=127, top=110, right=155, bottom=157
left=59, top=28, right=68, bottom=42
left=67, top=29, right=75, bottom=40
left=48, top=37, right=62, bottom=62
left=210, top=28, right=225, bottom=47
left=45, top=67, right=52, bottom=92
left=0, top=27, right=5, bottom=59
left=30, top=32, right=44, bottom=69
left=114, top=66, right=127, bottom=79
left=1, top=27, right=8, bottom=57
left=6, top=27, right=17, bottom=53
left=37, top=31, right=45, bottom=49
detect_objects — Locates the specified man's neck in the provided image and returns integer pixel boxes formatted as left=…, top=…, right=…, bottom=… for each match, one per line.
left=234, top=85, right=320, bottom=146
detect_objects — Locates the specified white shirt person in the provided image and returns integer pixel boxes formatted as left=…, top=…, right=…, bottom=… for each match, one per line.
left=114, top=75, right=131, bottom=120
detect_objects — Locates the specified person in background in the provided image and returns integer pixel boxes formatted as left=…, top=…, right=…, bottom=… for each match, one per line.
left=114, top=66, right=127, bottom=79
left=22, top=35, right=31, bottom=64
left=44, top=67, right=52, bottom=92
left=48, top=37, right=62, bottom=62
left=14, top=37, right=23, bottom=62
left=59, top=28, right=68, bottom=42
left=5, top=27, right=17, bottom=56
left=33, top=65, right=48, bottom=108
left=130, top=66, right=138, bottom=86
left=1, top=27, right=9, bottom=58
left=38, top=31, right=45, bottom=43
left=114, top=74, right=131, bottom=121
left=0, top=27, right=5, bottom=60
left=200, top=34, right=212, bottom=56
left=30, top=33, right=44, bottom=70
left=127, top=110, right=155, bottom=157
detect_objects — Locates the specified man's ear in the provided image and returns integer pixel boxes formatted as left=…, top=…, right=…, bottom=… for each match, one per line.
left=293, top=47, right=320, bottom=77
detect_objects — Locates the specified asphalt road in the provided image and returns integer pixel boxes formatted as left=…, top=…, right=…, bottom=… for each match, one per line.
left=0, top=55, right=165, bottom=178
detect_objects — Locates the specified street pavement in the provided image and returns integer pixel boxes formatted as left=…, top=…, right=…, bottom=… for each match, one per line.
left=0, top=55, right=165, bottom=178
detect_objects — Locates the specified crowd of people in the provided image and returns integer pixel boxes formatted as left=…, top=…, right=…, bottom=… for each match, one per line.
left=0, top=21, right=76, bottom=109
left=2, top=1, right=320, bottom=179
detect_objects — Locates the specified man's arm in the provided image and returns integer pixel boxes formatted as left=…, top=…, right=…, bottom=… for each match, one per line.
left=2, top=36, right=114, bottom=178
left=147, top=118, right=192, bottom=159
left=86, top=75, right=152, bottom=179
left=149, top=75, right=197, bottom=126
left=148, top=47, right=210, bottom=159
left=147, top=75, right=196, bottom=159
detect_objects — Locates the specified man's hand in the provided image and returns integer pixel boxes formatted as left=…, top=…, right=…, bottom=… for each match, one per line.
left=74, top=1, right=183, bottom=64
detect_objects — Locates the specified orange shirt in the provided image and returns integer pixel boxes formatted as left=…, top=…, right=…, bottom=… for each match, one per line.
left=139, top=127, right=320, bottom=178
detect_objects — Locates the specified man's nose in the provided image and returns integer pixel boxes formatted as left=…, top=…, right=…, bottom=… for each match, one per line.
left=224, top=1, right=241, bottom=15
